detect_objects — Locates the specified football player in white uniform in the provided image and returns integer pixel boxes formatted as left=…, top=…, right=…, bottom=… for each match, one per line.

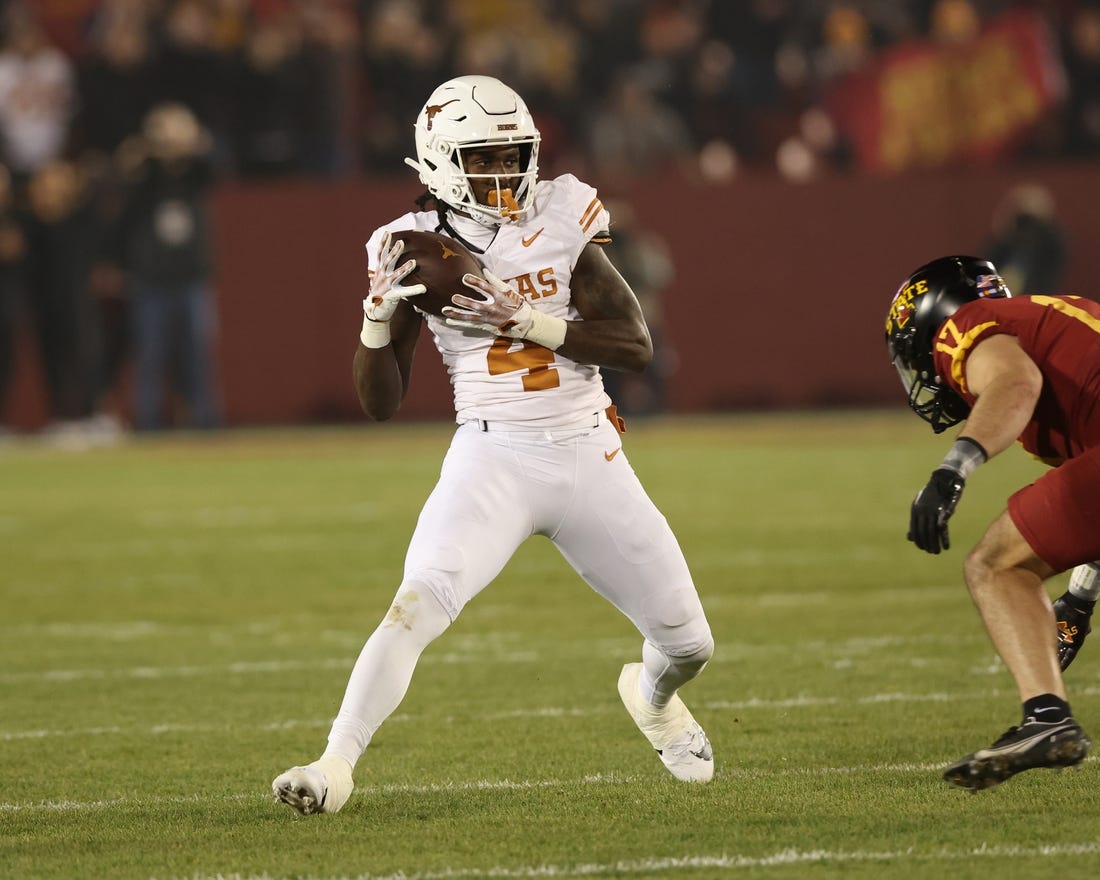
left=273, top=76, right=715, bottom=815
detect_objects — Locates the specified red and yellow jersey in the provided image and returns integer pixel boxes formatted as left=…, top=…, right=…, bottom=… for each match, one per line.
left=367, top=174, right=613, bottom=428
left=931, top=295, right=1100, bottom=461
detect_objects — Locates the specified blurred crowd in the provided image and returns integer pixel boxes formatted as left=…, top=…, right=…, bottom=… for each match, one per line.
left=5, top=0, right=1100, bottom=184
left=1, top=0, right=1097, bottom=440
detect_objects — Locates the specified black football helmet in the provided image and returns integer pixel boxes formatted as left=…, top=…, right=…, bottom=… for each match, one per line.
left=885, top=255, right=1011, bottom=433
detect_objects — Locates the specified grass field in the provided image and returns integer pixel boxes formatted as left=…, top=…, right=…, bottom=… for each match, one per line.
left=2, top=410, right=1098, bottom=880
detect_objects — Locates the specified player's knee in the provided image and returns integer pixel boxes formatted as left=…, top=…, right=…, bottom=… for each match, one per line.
left=402, top=567, right=464, bottom=621
left=671, top=631, right=714, bottom=672
left=963, top=543, right=1033, bottom=595
left=642, top=586, right=710, bottom=650
left=965, top=510, right=1052, bottom=592
left=653, top=616, right=713, bottom=669
left=381, top=581, right=454, bottom=646
left=962, top=549, right=985, bottom=591
left=963, top=529, right=1016, bottom=587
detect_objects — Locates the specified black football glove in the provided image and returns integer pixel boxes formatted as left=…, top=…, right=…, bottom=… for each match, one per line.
left=1053, top=590, right=1093, bottom=671
left=908, top=468, right=965, bottom=554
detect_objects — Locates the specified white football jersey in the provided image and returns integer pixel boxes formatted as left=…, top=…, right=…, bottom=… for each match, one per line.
left=366, top=174, right=614, bottom=428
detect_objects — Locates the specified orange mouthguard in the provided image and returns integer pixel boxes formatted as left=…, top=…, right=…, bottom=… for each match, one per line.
left=488, top=188, right=521, bottom=219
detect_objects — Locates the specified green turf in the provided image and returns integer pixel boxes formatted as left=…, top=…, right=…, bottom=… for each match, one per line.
left=2, top=411, right=1097, bottom=880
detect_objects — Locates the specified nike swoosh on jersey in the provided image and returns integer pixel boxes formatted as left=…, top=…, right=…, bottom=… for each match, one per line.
left=522, top=228, right=545, bottom=247
left=604, top=448, right=621, bottom=461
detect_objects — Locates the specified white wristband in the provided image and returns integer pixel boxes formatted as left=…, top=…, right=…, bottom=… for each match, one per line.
left=1069, top=563, right=1100, bottom=602
left=523, top=308, right=567, bottom=351
left=360, top=314, right=391, bottom=349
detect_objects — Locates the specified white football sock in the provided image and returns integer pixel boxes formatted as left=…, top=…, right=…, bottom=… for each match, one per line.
left=323, top=583, right=452, bottom=767
left=639, top=638, right=713, bottom=709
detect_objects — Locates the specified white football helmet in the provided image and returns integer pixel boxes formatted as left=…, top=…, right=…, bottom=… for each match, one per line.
left=404, top=75, right=540, bottom=226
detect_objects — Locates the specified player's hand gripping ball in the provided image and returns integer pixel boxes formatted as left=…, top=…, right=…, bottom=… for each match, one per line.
left=389, top=230, right=485, bottom=317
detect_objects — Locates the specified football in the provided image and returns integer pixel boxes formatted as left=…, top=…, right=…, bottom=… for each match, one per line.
left=391, top=230, right=485, bottom=317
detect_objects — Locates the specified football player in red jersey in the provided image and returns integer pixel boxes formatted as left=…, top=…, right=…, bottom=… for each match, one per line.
left=886, top=255, right=1100, bottom=791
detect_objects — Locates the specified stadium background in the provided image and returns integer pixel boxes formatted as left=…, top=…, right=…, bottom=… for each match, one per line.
left=3, top=0, right=1098, bottom=430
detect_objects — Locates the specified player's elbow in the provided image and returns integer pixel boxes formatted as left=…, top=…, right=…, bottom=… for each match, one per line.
left=362, top=403, right=396, bottom=422
left=987, top=364, right=1043, bottom=420
left=620, top=329, right=654, bottom=373
left=1019, top=360, right=1044, bottom=400
left=358, top=392, right=400, bottom=422
left=622, top=348, right=653, bottom=374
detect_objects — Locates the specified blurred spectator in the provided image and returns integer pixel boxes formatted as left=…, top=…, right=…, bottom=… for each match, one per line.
left=59, top=4, right=165, bottom=436
left=0, top=163, right=28, bottom=434
left=209, top=0, right=252, bottom=51
left=0, top=2, right=76, bottom=177
left=585, top=71, right=697, bottom=188
left=635, top=0, right=706, bottom=92
left=679, top=38, right=744, bottom=178
left=232, top=14, right=307, bottom=177
left=1061, top=5, right=1100, bottom=157
left=451, top=0, right=583, bottom=173
left=928, top=0, right=982, bottom=46
left=103, top=102, right=222, bottom=431
left=74, top=2, right=158, bottom=163
left=27, top=0, right=100, bottom=57
left=600, top=199, right=676, bottom=416
left=3, top=1, right=1096, bottom=184
left=707, top=1, right=806, bottom=168
left=21, top=158, right=103, bottom=437
left=986, top=182, right=1068, bottom=295
left=358, top=0, right=455, bottom=174
left=567, top=0, right=641, bottom=91
left=151, top=0, right=236, bottom=171
left=294, top=0, right=358, bottom=177
left=815, top=2, right=875, bottom=79
left=0, top=3, right=101, bottom=441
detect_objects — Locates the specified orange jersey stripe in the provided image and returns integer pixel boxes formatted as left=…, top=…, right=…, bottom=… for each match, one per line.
left=579, top=197, right=603, bottom=232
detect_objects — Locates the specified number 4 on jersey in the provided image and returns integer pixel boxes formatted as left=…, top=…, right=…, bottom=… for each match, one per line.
left=487, top=338, right=560, bottom=391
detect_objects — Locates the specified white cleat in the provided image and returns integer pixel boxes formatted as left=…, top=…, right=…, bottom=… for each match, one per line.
left=272, top=754, right=354, bottom=815
left=617, top=662, right=714, bottom=783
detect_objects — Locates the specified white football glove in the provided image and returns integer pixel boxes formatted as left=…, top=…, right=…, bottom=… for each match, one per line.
left=444, top=271, right=567, bottom=350
left=444, top=270, right=530, bottom=335
left=360, top=231, right=427, bottom=348
left=364, top=231, right=426, bottom=323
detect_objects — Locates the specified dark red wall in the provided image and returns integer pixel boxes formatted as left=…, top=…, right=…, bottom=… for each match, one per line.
left=7, top=163, right=1099, bottom=428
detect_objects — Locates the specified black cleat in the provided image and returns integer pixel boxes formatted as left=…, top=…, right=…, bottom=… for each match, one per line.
left=1053, top=591, right=1093, bottom=671
left=943, top=716, right=1091, bottom=792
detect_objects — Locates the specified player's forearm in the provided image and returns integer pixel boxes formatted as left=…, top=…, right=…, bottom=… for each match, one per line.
left=353, top=344, right=406, bottom=420
left=556, top=317, right=653, bottom=373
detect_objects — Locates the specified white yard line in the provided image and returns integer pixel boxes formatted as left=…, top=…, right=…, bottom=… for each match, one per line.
left=3, top=759, right=1095, bottom=815
left=0, top=651, right=539, bottom=684
left=149, top=840, right=1100, bottom=879
left=0, top=631, right=1013, bottom=685
left=0, top=766, right=947, bottom=814
left=0, top=774, right=622, bottom=813
left=7, top=685, right=1100, bottom=742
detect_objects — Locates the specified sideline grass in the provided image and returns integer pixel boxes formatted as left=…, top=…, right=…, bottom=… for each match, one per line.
left=1, top=411, right=1096, bottom=880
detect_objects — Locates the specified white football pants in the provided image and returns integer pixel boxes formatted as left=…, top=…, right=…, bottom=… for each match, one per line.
left=325, top=420, right=713, bottom=765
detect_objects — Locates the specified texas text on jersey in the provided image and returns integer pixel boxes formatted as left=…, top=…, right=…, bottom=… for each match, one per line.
left=366, top=174, right=612, bottom=429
